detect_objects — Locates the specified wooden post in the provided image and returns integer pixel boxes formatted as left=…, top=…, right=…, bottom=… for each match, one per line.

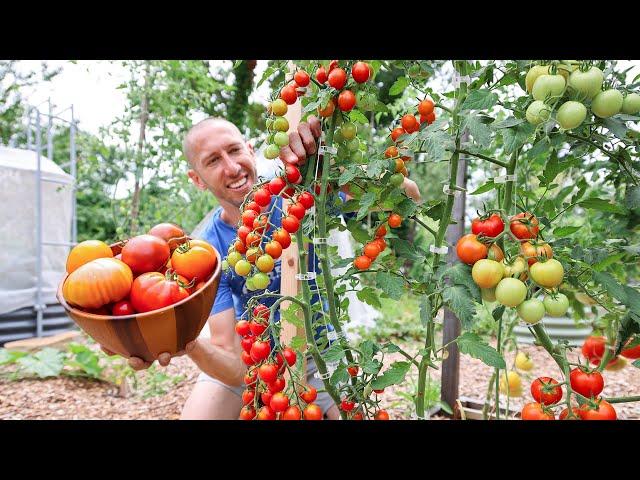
left=440, top=137, right=468, bottom=415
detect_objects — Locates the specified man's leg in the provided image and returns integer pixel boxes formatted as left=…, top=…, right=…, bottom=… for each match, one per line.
left=181, top=375, right=243, bottom=420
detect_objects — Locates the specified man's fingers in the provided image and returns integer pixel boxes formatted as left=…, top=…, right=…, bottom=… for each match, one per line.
left=287, top=132, right=307, bottom=164
left=297, top=122, right=317, bottom=156
left=157, top=352, right=172, bottom=367
left=279, top=145, right=299, bottom=165
left=100, top=346, right=116, bottom=356
left=128, top=357, right=151, bottom=371
left=307, top=115, right=322, bottom=138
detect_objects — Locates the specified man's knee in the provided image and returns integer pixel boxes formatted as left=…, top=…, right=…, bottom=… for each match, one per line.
left=181, top=381, right=242, bottom=420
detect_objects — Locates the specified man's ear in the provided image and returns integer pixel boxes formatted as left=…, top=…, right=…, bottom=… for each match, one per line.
left=246, top=141, right=255, bottom=156
left=187, top=168, right=208, bottom=191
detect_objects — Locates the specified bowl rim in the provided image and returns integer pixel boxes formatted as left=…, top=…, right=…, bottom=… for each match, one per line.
left=57, top=238, right=222, bottom=321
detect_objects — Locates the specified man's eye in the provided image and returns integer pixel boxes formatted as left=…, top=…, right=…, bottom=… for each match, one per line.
left=230, top=147, right=241, bottom=154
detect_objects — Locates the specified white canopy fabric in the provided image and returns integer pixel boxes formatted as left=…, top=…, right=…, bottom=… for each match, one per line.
left=0, top=147, right=74, bottom=315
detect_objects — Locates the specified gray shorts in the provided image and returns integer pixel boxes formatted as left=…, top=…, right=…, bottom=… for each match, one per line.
left=197, top=356, right=336, bottom=415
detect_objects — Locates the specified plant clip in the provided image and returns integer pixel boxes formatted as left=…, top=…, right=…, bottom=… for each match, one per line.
left=295, top=272, right=317, bottom=281
left=452, top=73, right=472, bottom=88
left=429, top=244, right=449, bottom=255
left=314, top=370, right=332, bottom=380
left=493, top=174, right=516, bottom=184
left=318, top=145, right=337, bottom=156
left=327, top=330, right=339, bottom=341
left=313, top=237, right=328, bottom=244
left=442, top=184, right=462, bottom=197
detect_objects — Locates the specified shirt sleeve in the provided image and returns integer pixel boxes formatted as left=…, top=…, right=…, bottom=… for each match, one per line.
left=211, top=272, right=234, bottom=315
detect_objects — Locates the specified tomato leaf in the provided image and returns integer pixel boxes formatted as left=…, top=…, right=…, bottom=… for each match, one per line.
left=391, top=238, right=425, bottom=262
left=375, top=271, right=405, bottom=300
left=290, top=335, right=306, bottom=351
left=602, top=117, right=629, bottom=140
left=470, top=180, right=497, bottom=196
left=420, top=297, right=432, bottom=328
left=441, top=263, right=481, bottom=302
left=593, top=252, right=626, bottom=272
left=461, top=89, right=498, bottom=111
left=362, top=359, right=382, bottom=375
left=633, top=360, right=640, bottom=369
left=356, top=192, right=377, bottom=221
left=625, top=186, right=640, bottom=210
left=456, top=332, right=506, bottom=369
left=443, top=285, right=477, bottom=329
left=382, top=343, right=401, bottom=353
left=371, top=361, right=411, bottom=390
left=553, top=226, right=582, bottom=237
left=461, top=112, right=492, bottom=148
left=349, top=110, right=369, bottom=124
left=356, top=287, right=382, bottom=309
left=322, top=342, right=347, bottom=363
left=330, top=365, right=349, bottom=386
left=501, top=123, right=534, bottom=154
left=338, top=165, right=359, bottom=186
left=579, top=198, right=627, bottom=214
left=418, top=127, right=453, bottom=162
left=592, top=271, right=640, bottom=317
left=492, top=116, right=525, bottom=129
left=281, top=303, right=304, bottom=330
left=16, top=348, right=64, bottom=378
left=389, top=77, right=409, bottom=96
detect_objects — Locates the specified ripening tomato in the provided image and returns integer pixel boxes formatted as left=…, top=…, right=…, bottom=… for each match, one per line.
left=388, top=213, right=402, bottom=228
left=111, top=299, right=136, bottom=316
left=282, top=215, right=300, bottom=234
left=373, top=237, right=387, bottom=252
left=352, top=61, right=370, bottom=83
left=147, top=223, right=185, bottom=244
left=250, top=341, right=271, bottom=362
left=283, top=347, right=297, bottom=366
left=347, top=366, right=359, bottom=377
left=252, top=215, right=269, bottom=235
left=280, top=84, right=298, bottom=105
left=299, top=385, right=317, bottom=403
left=328, top=68, right=347, bottom=90
left=303, top=404, right=323, bottom=420
left=543, top=293, right=569, bottom=317
left=253, top=188, right=272, bottom=207
left=255, top=254, right=275, bottom=273
left=521, top=402, right=555, bottom=420
left=235, top=319, right=251, bottom=337
left=375, top=224, right=387, bottom=237
left=559, top=407, right=581, bottom=420
left=317, top=98, right=336, bottom=117
left=456, top=234, right=488, bottom=265
left=237, top=226, right=251, bottom=245
left=471, top=214, right=504, bottom=238
left=510, top=212, right=539, bottom=240
left=130, top=271, right=191, bottom=313
left=66, top=240, right=115, bottom=274
left=273, top=229, right=291, bottom=249
left=569, top=368, right=604, bottom=398
left=354, top=255, right=372, bottom=270
left=621, top=337, right=640, bottom=359
left=242, top=389, right=255, bottom=406
left=241, top=336, right=255, bottom=354
left=579, top=399, right=616, bottom=420
left=338, top=90, right=356, bottom=111
left=281, top=405, right=302, bottom=420
left=256, top=405, right=277, bottom=421
left=244, top=233, right=260, bottom=248
left=471, top=259, right=504, bottom=289
left=582, top=336, right=606, bottom=365
left=591, top=89, right=623, bottom=118
left=495, top=278, right=527, bottom=307
left=63, top=258, right=133, bottom=309
left=260, top=391, right=273, bottom=406
left=531, top=377, right=563, bottom=405
left=242, top=210, right=258, bottom=229
left=121, top=234, right=170, bottom=275
left=285, top=164, right=302, bottom=184
left=171, top=243, right=217, bottom=282
left=270, top=99, right=288, bottom=116
left=418, top=99, right=435, bottom=116
left=233, top=239, right=247, bottom=255
left=241, top=351, right=256, bottom=366
left=363, top=242, right=381, bottom=260
left=487, top=244, right=504, bottom=262
left=520, top=241, right=553, bottom=266
left=263, top=240, right=283, bottom=260
left=390, top=127, right=406, bottom=143
left=270, top=392, right=290, bottom=412
left=244, top=201, right=261, bottom=215
left=385, top=145, right=399, bottom=158
left=341, top=399, right=356, bottom=412
left=517, top=299, right=546, bottom=324
left=316, top=66, right=328, bottom=84
left=239, top=405, right=256, bottom=420
left=529, top=259, right=564, bottom=288
left=374, top=410, right=390, bottom=420
left=401, top=114, right=419, bottom=133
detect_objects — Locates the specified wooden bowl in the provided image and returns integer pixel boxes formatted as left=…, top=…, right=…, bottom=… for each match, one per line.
left=56, top=238, right=221, bottom=363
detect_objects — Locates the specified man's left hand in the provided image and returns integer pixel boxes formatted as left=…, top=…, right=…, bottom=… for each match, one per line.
left=279, top=115, right=322, bottom=165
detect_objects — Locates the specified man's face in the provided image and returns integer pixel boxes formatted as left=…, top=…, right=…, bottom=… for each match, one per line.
left=186, top=121, right=257, bottom=208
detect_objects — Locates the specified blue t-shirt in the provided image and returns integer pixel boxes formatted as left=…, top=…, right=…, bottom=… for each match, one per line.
left=199, top=195, right=337, bottom=343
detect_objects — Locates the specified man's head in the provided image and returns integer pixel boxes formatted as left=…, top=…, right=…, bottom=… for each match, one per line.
left=184, top=117, right=257, bottom=209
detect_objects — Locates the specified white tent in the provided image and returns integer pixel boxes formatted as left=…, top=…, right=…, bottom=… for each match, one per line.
left=0, top=147, right=74, bottom=315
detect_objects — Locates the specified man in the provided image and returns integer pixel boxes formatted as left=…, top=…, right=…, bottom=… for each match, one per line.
left=109, top=114, right=421, bottom=420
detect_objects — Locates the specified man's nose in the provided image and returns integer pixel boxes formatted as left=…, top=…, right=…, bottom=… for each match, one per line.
left=221, top=152, right=241, bottom=176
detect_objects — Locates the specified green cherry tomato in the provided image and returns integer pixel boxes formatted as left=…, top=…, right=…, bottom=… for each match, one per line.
left=390, top=173, right=404, bottom=188
left=227, top=251, right=242, bottom=267
left=472, top=259, right=504, bottom=289
left=265, top=118, right=274, bottom=131
left=517, top=299, right=546, bottom=324
left=526, top=100, right=551, bottom=126
left=273, top=117, right=290, bottom=132
left=532, top=74, right=566, bottom=102
left=495, top=278, right=527, bottom=307
left=347, top=138, right=360, bottom=152
left=525, top=65, right=550, bottom=93
left=252, top=272, right=270, bottom=290
left=530, top=259, right=564, bottom=288
left=264, top=144, right=280, bottom=159
left=341, top=122, right=357, bottom=140
left=221, top=260, right=229, bottom=271
left=568, top=66, right=604, bottom=100
left=234, top=259, right=252, bottom=277
left=622, top=93, right=640, bottom=115
left=350, top=150, right=363, bottom=163
left=333, top=129, right=345, bottom=144
left=543, top=293, right=569, bottom=317
left=274, top=131, right=290, bottom=147
left=556, top=101, right=587, bottom=130
left=591, top=89, right=623, bottom=118
left=245, top=276, right=257, bottom=291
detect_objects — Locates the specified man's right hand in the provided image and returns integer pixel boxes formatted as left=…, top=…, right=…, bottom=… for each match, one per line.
left=100, top=341, right=201, bottom=371
left=279, top=115, right=322, bottom=165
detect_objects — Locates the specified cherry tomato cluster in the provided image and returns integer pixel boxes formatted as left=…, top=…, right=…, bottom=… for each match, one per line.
left=236, top=303, right=324, bottom=420
left=353, top=214, right=402, bottom=271
left=314, top=60, right=373, bottom=117
left=456, top=211, right=568, bottom=325
left=62, top=223, right=218, bottom=315
left=224, top=169, right=315, bottom=292
left=524, top=62, right=640, bottom=132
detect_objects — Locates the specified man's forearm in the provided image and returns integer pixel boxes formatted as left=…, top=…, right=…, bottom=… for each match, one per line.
left=187, top=339, right=246, bottom=387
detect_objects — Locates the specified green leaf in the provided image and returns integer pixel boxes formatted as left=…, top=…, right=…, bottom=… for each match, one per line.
left=462, top=113, right=492, bottom=148
left=443, top=285, right=477, bottom=329
left=356, top=287, right=382, bottom=309
left=579, top=198, right=626, bottom=214
left=442, top=263, right=481, bottom=302
left=439, top=401, right=454, bottom=415
left=461, top=89, right=498, bottom=111
left=419, top=128, right=453, bottom=162
left=492, top=116, right=525, bottom=129
left=338, top=165, right=359, bottom=186
left=625, top=186, right=640, bottom=210
left=456, top=332, right=506, bottom=369
left=603, top=117, right=628, bottom=140
left=492, top=305, right=506, bottom=322
left=346, top=219, right=371, bottom=244
left=391, top=238, right=424, bottom=261
left=349, top=110, right=369, bottom=124
left=375, top=271, right=405, bottom=300
left=356, top=192, right=377, bottom=221
left=420, top=297, right=432, bottom=328
left=362, top=359, right=382, bottom=375
left=17, top=348, right=64, bottom=378
left=633, top=360, right=640, bottom=369
left=322, top=342, right=346, bottom=363
left=0, top=349, right=28, bottom=366
left=389, top=77, right=409, bottom=96
left=592, top=271, right=640, bottom=317
left=371, top=361, right=411, bottom=389
left=470, top=180, right=497, bottom=195
left=553, top=226, right=582, bottom=237
left=382, top=343, right=401, bottom=353
left=593, top=252, right=626, bottom=272
left=330, top=365, right=350, bottom=386
left=281, top=304, right=304, bottom=329
left=501, top=123, right=534, bottom=154
left=290, top=335, right=306, bottom=351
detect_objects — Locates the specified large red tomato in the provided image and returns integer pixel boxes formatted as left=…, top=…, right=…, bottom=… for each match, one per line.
left=456, top=234, right=488, bottom=265
left=121, top=234, right=170, bottom=275
left=621, top=337, right=640, bottom=359
left=579, top=399, right=617, bottom=420
left=510, top=212, right=540, bottom=240
left=147, top=223, right=185, bottom=244
left=130, top=271, right=191, bottom=313
left=582, top=336, right=606, bottom=365
left=471, top=214, right=504, bottom=238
